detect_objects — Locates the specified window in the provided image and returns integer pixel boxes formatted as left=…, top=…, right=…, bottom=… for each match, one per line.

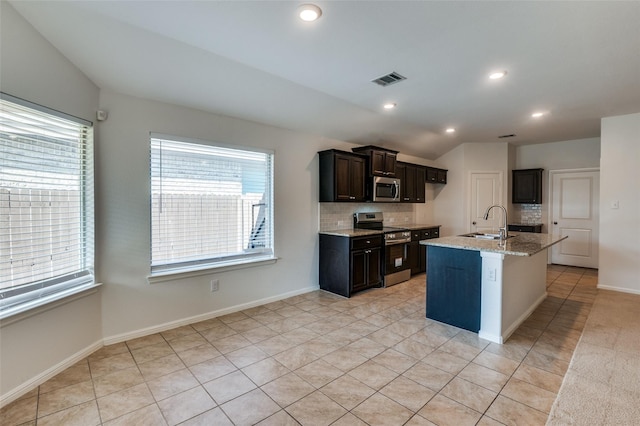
left=150, top=134, right=274, bottom=276
left=0, top=94, right=95, bottom=317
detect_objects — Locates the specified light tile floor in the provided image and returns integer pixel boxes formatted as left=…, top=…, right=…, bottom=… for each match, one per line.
left=1, top=265, right=598, bottom=426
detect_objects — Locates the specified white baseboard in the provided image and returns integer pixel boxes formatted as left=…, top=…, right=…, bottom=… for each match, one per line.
left=103, top=285, right=318, bottom=345
left=597, top=284, right=640, bottom=296
left=502, top=292, right=548, bottom=343
left=0, top=339, right=103, bottom=408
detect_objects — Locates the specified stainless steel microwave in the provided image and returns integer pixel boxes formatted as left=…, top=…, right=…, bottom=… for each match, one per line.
left=372, top=176, right=401, bottom=202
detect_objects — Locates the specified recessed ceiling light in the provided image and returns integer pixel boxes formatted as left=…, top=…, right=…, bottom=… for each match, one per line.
left=531, top=112, right=545, bottom=118
left=445, top=128, right=456, bottom=133
left=298, top=4, right=322, bottom=21
left=489, top=71, right=507, bottom=80
left=383, top=103, right=396, bottom=110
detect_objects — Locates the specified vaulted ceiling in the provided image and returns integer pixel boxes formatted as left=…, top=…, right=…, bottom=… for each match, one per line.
left=10, top=1, right=640, bottom=159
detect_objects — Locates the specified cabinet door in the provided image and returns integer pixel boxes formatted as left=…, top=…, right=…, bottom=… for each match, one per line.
left=436, top=169, right=447, bottom=184
left=334, top=153, right=366, bottom=201
left=350, top=156, right=366, bottom=201
left=371, top=151, right=386, bottom=176
left=415, top=167, right=426, bottom=202
left=419, top=244, right=427, bottom=273
left=384, top=152, right=397, bottom=177
left=512, top=169, right=542, bottom=203
left=408, top=240, right=421, bottom=275
left=334, top=154, right=352, bottom=201
left=367, top=247, right=383, bottom=288
left=350, top=250, right=368, bottom=292
left=426, top=168, right=438, bottom=183
left=404, top=164, right=416, bottom=202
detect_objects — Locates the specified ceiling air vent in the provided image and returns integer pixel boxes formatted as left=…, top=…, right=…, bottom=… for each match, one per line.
left=372, top=72, right=407, bottom=87
left=498, top=134, right=516, bottom=139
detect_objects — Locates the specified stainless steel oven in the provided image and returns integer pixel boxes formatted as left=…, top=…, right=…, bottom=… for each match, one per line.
left=372, top=176, right=401, bottom=202
left=383, top=229, right=411, bottom=286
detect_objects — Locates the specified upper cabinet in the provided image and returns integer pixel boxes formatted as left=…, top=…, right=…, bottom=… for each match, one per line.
left=352, top=145, right=398, bottom=177
left=426, top=167, right=447, bottom=184
left=319, top=150, right=367, bottom=202
left=397, top=161, right=426, bottom=203
left=512, top=168, right=543, bottom=204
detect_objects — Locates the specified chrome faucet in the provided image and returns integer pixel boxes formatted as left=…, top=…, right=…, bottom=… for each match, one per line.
left=483, top=205, right=508, bottom=242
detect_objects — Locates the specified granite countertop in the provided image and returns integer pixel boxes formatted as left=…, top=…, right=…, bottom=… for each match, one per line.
left=319, top=229, right=383, bottom=237
left=420, top=232, right=567, bottom=257
left=402, top=223, right=441, bottom=230
left=319, top=223, right=441, bottom=237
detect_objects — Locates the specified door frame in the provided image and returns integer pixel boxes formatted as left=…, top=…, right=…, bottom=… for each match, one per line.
left=548, top=167, right=600, bottom=266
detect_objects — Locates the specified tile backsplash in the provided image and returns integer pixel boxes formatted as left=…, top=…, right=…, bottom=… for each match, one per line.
left=320, top=203, right=415, bottom=231
left=513, top=203, right=543, bottom=224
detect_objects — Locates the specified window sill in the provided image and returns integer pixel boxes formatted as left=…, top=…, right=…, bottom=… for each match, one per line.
left=0, top=282, right=102, bottom=326
left=148, top=256, right=279, bottom=284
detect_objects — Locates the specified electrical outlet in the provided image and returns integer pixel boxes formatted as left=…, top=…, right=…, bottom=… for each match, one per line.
left=210, top=279, right=219, bottom=292
left=488, top=268, right=496, bottom=282
left=337, top=220, right=345, bottom=227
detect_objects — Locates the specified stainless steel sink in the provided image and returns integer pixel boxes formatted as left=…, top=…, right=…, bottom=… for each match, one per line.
left=459, top=232, right=516, bottom=240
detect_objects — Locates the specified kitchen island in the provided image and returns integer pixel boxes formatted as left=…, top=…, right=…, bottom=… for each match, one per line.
left=420, top=232, right=567, bottom=344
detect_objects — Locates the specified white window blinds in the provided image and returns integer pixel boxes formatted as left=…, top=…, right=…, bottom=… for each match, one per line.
left=150, top=135, right=274, bottom=274
left=0, top=94, right=94, bottom=315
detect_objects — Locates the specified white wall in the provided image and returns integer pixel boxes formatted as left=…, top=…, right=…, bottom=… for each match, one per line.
left=0, top=1, right=102, bottom=401
left=599, top=113, right=640, bottom=294
left=96, top=90, right=343, bottom=340
left=433, top=142, right=511, bottom=236
left=432, top=144, right=466, bottom=236
left=514, top=138, right=601, bottom=231
left=434, top=139, right=602, bottom=238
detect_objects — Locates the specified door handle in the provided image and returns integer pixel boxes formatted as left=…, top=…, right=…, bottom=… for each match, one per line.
left=553, top=222, right=558, bottom=225
left=472, top=221, right=477, bottom=225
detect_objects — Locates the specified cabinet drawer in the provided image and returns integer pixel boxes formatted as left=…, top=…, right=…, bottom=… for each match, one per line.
left=508, top=224, right=542, bottom=233
left=411, top=227, right=440, bottom=241
left=351, top=235, right=382, bottom=250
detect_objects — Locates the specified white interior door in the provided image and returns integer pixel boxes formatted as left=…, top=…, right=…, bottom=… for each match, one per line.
left=470, top=171, right=503, bottom=233
left=550, top=170, right=600, bottom=268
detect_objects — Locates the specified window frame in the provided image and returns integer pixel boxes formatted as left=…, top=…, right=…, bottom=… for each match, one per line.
left=148, top=133, right=276, bottom=282
left=0, top=92, right=97, bottom=320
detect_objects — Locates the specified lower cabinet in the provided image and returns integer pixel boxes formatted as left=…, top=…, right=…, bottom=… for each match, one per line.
left=426, top=246, right=482, bottom=332
left=408, top=227, right=440, bottom=276
left=319, top=234, right=383, bottom=297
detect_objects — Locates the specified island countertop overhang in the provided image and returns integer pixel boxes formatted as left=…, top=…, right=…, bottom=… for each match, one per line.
left=420, top=232, right=567, bottom=257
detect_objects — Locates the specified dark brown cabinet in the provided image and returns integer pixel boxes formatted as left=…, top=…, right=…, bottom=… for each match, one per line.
left=352, top=146, right=398, bottom=177
left=512, top=168, right=543, bottom=204
left=508, top=224, right=542, bottom=233
left=426, top=167, right=448, bottom=184
left=319, top=233, right=383, bottom=297
left=397, top=161, right=426, bottom=203
left=319, top=150, right=367, bottom=202
left=408, top=227, right=440, bottom=275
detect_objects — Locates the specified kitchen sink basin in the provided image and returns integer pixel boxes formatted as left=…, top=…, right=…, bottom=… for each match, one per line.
left=459, top=232, right=516, bottom=240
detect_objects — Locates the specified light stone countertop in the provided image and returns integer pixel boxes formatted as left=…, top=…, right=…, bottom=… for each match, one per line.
left=401, top=223, right=441, bottom=230
left=319, top=229, right=384, bottom=238
left=319, top=223, right=441, bottom=237
left=420, top=232, right=567, bottom=257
